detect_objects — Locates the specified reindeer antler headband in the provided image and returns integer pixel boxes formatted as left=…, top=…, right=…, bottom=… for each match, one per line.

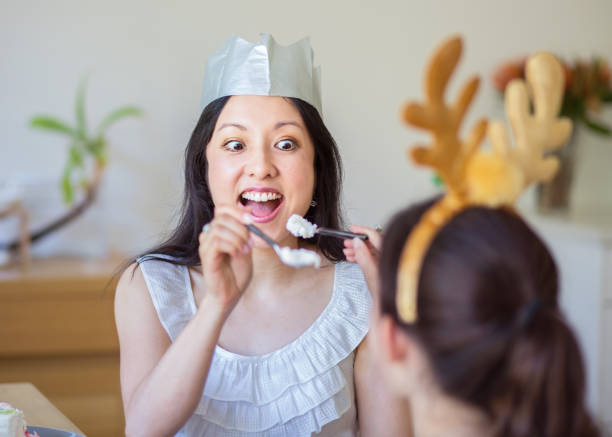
left=396, top=36, right=572, bottom=323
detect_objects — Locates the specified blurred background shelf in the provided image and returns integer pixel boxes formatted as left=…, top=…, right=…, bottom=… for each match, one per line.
left=0, top=255, right=126, bottom=437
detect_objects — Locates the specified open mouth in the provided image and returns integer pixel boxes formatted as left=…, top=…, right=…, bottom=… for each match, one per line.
left=239, top=189, right=284, bottom=223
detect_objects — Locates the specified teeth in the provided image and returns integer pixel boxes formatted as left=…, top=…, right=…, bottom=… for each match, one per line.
left=241, top=192, right=282, bottom=202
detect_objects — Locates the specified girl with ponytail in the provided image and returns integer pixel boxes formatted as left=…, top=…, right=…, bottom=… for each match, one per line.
left=342, top=36, right=602, bottom=437
left=350, top=200, right=601, bottom=437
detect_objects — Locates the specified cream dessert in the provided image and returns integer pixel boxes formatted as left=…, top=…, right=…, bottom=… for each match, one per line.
left=286, top=214, right=317, bottom=238
left=274, top=246, right=321, bottom=268
left=0, top=403, right=39, bottom=437
left=286, top=214, right=368, bottom=241
left=246, top=214, right=321, bottom=268
left=244, top=217, right=321, bottom=269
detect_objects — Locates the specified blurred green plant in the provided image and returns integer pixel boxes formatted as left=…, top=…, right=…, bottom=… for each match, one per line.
left=30, top=77, right=142, bottom=204
left=431, top=173, right=444, bottom=188
left=0, top=77, right=144, bottom=253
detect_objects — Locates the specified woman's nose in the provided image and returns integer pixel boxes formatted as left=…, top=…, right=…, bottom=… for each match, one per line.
left=246, top=146, right=277, bottom=179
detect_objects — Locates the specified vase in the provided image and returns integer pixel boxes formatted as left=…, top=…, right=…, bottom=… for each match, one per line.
left=536, top=128, right=578, bottom=214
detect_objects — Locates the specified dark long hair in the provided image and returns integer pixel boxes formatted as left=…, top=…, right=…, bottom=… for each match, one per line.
left=379, top=200, right=600, bottom=437
left=132, top=96, right=345, bottom=268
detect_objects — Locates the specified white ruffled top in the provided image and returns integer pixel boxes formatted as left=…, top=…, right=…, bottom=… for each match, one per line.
left=138, top=256, right=372, bottom=437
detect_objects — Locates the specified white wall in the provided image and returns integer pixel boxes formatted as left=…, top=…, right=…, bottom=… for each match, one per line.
left=1, top=0, right=611, bottom=255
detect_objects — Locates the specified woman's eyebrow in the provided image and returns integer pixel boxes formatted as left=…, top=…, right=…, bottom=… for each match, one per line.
left=217, top=122, right=247, bottom=132
left=275, top=121, right=304, bottom=131
left=216, top=121, right=303, bottom=133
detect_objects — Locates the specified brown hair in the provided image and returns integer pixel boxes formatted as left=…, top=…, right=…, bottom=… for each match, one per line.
left=379, top=199, right=600, bottom=437
left=127, top=96, right=345, bottom=271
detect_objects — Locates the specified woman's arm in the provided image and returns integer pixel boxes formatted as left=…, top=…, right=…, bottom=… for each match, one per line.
left=116, top=207, right=253, bottom=437
left=346, top=226, right=413, bottom=436
left=343, top=225, right=381, bottom=297
left=355, top=335, right=414, bottom=437
left=115, top=265, right=230, bottom=437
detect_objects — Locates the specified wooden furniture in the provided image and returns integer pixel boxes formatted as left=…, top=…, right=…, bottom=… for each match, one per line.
left=0, top=382, right=84, bottom=434
left=526, top=212, right=612, bottom=433
left=0, top=256, right=126, bottom=437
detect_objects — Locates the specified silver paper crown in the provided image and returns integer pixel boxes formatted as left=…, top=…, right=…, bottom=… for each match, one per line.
left=201, top=34, right=322, bottom=114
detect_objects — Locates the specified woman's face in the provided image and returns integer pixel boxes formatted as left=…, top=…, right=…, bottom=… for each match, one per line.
left=206, top=95, right=316, bottom=246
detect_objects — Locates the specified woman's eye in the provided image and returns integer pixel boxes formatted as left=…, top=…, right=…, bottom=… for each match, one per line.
left=275, top=139, right=297, bottom=151
left=224, top=140, right=245, bottom=152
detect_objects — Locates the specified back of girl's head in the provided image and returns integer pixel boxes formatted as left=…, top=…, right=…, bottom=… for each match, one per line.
left=379, top=199, right=600, bottom=437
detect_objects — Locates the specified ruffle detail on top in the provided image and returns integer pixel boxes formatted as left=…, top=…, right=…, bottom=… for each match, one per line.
left=194, top=363, right=347, bottom=430
left=202, top=262, right=371, bottom=405
left=194, top=366, right=351, bottom=432
left=140, top=258, right=371, bottom=436
left=185, top=384, right=351, bottom=436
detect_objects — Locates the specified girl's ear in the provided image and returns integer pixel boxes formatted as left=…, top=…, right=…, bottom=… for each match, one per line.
left=377, top=314, right=425, bottom=397
left=379, top=315, right=411, bottom=363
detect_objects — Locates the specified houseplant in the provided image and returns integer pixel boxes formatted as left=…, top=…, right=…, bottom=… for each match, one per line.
left=0, top=77, right=142, bottom=253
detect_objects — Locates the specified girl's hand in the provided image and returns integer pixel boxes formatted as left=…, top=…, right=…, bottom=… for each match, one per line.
left=343, top=225, right=381, bottom=297
left=198, top=205, right=253, bottom=316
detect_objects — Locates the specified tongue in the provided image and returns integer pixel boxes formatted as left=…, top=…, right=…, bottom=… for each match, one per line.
left=246, top=200, right=280, bottom=218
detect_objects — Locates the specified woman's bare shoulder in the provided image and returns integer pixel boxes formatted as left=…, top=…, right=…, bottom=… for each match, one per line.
left=114, top=262, right=164, bottom=335
left=115, top=262, right=147, bottom=304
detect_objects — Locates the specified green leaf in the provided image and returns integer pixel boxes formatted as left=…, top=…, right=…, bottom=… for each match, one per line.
left=61, top=164, right=74, bottom=204
left=581, top=113, right=612, bottom=136
left=96, top=106, right=142, bottom=135
left=69, top=143, right=84, bottom=168
left=600, top=90, right=612, bottom=103
left=560, top=93, right=584, bottom=120
left=30, top=116, right=76, bottom=137
left=432, top=173, right=444, bottom=188
left=85, top=136, right=103, bottom=153
left=84, top=137, right=107, bottom=164
left=75, top=75, right=89, bottom=140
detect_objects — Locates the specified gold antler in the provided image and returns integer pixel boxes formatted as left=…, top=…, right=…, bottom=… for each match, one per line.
left=397, top=36, right=487, bottom=323
left=396, top=40, right=572, bottom=324
left=473, top=53, right=573, bottom=205
left=506, top=53, right=572, bottom=185
left=402, top=35, right=488, bottom=195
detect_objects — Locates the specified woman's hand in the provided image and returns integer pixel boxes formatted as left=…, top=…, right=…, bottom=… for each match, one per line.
left=343, top=225, right=381, bottom=297
left=199, top=205, right=253, bottom=315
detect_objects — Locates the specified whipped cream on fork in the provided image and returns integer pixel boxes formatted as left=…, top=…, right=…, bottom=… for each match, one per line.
left=274, top=246, right=321, bottom=268
left=286, top=214, right=317, bottom=238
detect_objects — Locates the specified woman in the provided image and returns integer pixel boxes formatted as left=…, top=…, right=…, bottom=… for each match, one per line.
left=350, top=200, right=601, bottom=437
left=115, top=34, right=407, bottom=437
